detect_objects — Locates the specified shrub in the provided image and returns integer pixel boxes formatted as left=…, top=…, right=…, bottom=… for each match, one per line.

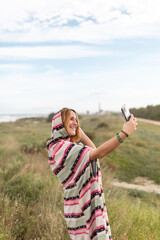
left=46, top=112, right=55, bottom=122
left=96, top=122, right=109, bottom=129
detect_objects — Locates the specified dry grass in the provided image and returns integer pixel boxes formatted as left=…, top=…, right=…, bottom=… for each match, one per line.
left=0, top=115, right=160, bottom=239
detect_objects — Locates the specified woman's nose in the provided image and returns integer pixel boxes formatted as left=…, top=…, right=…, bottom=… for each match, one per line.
left=73, top=119, right=77, bottom=125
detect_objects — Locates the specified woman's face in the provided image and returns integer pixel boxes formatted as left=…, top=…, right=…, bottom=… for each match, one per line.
left=67, top=111, right=78, bottom=136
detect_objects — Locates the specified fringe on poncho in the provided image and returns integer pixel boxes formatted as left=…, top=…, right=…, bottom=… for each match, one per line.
left=47, top=110, right=112, bottom=240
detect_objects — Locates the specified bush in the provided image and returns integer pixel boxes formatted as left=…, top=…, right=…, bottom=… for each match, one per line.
left=130, top=104, right=160, bottom=121
left=46, top=112, right=55, bottom=122
left=96, top=122, right=109, bottom=129
left=20, top=143, right=46, bottom=154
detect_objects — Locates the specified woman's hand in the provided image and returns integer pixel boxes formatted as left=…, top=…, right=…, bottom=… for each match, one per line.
left=122, top=114, right=137, bottom=136
left=89, top=114, right=137, bottom=160
left=80, top=127, right=96, bottom=149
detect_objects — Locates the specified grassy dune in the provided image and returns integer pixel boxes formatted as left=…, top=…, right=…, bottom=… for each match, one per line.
left=0, top=115, right=160, bottom=239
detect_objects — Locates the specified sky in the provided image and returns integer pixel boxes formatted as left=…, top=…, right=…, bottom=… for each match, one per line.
left=0, top=0, right=160, bottom=115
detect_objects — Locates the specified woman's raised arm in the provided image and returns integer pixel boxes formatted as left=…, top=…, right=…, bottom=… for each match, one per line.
left=80, top=128, right=96, bottom=149
left=89, top=115, right=137, bottom=160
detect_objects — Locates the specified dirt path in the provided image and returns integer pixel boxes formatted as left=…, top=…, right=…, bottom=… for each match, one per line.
left=137, top=118, right=160, bottom=125
left=112, top=177, right=160, bottom=194
left=112, top=118, right=160, bottom=194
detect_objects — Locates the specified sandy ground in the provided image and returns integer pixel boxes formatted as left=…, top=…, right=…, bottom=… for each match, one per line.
left=112, top=178, right=160, bottom=194
left=112, top=118, right=160, bottom=194
left=137, top=118, right=160, bottom=125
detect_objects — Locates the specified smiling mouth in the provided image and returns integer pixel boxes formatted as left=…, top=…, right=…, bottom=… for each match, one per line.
left=70, top=127, right=76, bottom=131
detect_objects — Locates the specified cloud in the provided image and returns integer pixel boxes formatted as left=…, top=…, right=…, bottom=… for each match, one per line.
left=0, top=45, right=115, bottom=59
left=0, top=64, right=33, bottom=71
left=0, top=59, right=159, bottom=114
left=1, top=0, right=160, bottom=43
left=1, top=1, right=160, bottom=114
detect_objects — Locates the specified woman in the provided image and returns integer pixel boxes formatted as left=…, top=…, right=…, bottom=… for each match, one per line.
left=47, top=108, right=137, bottom=240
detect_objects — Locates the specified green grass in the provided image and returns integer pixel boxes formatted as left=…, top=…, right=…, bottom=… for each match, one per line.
left=0, top=114, right=160, bottom=239
left=81, top=114, right=160, bottom=184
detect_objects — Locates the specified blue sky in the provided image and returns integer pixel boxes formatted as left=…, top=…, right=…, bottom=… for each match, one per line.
left=0, top=0, right=160, bottom=114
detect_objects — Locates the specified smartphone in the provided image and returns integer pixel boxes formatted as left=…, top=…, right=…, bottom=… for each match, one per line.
left=121, top=104, right=131, bottom=121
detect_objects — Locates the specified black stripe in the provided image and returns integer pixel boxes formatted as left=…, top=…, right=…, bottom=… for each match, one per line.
left=46, top=136, right=69, bottom=148
left=75, top=162, right=90, bottom=183
left=70, top=147, right=86, bottom=171
left=52, top=125, right=64, bottom=132
left=86, top=206, right=104, bottom=223
left=91, top=226, right=105, bottom=239
left=54, top=166, right=64, bottom=175
left=65, top=183, right=76, bottom=190
left=82, top=200, right=91, bottom=212
left=64, top=212, right=84, bottom=219
left=62, top=171, right=74, bottom=184
left=67, top=225, right=86, bottom=231
left=91, top=189, right=103, bottom=200
left=64, top=195, right=79, bottom=201
left=79, top=176, right=91, bottom=195
left=61, top=144, right=75, bottom=165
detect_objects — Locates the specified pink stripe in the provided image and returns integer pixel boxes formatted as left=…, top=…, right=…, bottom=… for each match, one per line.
left=64, top=198, right=79, bottom=204
left=47, top=139, right=66, bottom=150
left=47, top=142, right=55, bottom=150
left=73, top=148, right=90, bottom=172
left=59, top=143, right=73, bottom=165
left=80, top=177, right=97, bottom=197
left=87, top=209, right=103, bottom=229
left=63, top=173, right=75, bottom=188
left=88, top=214, right=102, bottom=230
left=69, top=231, right=87, bottom=236
left=74, top=159, right=90, bottom=182
left=80, top=183, right=102, bottom=201
left=80, top=186, right=91, bottom=199
left=53, top=166, right=62, bottom=174
left=91, top=189, right=102, bottom=197
left=90, top=225, right=105, bottom=238
left=67, top=182, right=76, bottom=188
left=64, top=202, right=79, bottom=206
left=68, top=228, right=87, bottom=235
left=48, top=160, right=56, bottom=165
left=64, top=212, right=83, bottom=216
left=52, top=141, right=64, bottom=161
left=52, top=122, right=63, bottom=132
left=81, top=199, right=91, bottom=210
left=52, top=112, right=61, bottom=120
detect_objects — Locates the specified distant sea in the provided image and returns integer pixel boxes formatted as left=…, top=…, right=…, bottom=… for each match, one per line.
left=0, top=114, right=47, bottom=123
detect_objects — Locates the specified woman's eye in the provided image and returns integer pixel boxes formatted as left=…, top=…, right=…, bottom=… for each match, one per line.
left=70, top=117, right=77, bottom=123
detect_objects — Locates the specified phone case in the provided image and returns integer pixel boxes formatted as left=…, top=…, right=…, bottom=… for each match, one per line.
left=121, top=105, right=131, bottom=121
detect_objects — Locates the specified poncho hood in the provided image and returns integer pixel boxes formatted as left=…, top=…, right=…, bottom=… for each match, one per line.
left=47, top=111, right=70, bottom=148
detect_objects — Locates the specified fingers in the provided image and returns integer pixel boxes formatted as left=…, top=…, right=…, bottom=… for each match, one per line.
left=130, top=114, right=138, bottom=127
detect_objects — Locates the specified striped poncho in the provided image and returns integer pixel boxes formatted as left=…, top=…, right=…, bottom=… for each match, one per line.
left=47, top=111, right=112, bottom=240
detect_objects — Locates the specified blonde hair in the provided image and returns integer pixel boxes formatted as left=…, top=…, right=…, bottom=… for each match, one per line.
left=61, top=108, right=80, bottom=142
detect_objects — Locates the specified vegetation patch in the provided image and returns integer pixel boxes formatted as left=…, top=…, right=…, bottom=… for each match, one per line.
left=96, top=121, right=109, bottom=129
left=1, top=173, right=44, bottom=206
left=0, top=114, right=160, bottom=239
